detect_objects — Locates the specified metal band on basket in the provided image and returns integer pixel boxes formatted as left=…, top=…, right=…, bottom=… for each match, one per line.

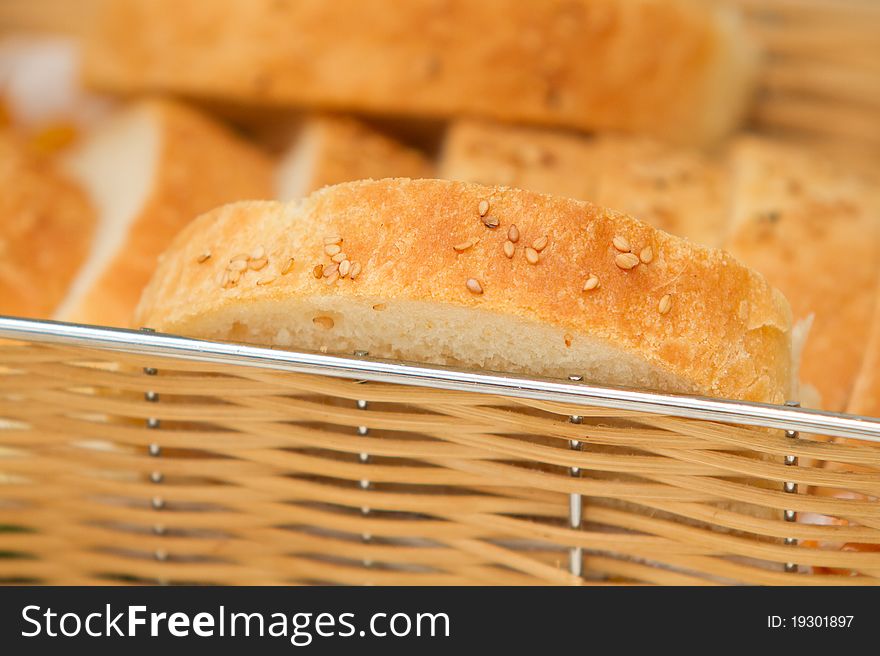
left=142, top=327, right=168, bottom=581
left=568, top=374, right=584, bottom=579
left=354, top=350, right=372, bottom=568
left=783, top=400, right=800, bottom=574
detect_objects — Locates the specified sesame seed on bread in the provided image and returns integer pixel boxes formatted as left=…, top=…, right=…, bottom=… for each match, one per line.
left=135, top=178, right=793, bottom=404
left=440, top=120, right=731, bottom=247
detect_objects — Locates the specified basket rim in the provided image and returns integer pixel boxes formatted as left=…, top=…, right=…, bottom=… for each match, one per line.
left=2, top=314, right=879, bottom=443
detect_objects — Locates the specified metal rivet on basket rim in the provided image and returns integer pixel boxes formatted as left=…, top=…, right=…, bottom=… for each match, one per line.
left=150, top=471, right=164, bottom=484
left=151, top=496, right=165, bottom=510
left=148, top=443, right=161, bottom=457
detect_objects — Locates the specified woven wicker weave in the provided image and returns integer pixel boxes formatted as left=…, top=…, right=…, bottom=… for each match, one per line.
left=2, top=333, right=879, bottom=586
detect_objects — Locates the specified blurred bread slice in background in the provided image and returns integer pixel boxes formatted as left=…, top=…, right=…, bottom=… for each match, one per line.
left=584, top=135, right=731, bottom=248
left=441, top=120, right=730, bottom=247
left=0, top=131, right=95, bottom=317
left=275, top=115, right=433, bottom=201
left=84, top=0, right=758, bottom=145
left=724, top=137, right=880, bottom=412
left=440, top=120, right=601, bottom=203
left=55, top=98, right=273, bottom=327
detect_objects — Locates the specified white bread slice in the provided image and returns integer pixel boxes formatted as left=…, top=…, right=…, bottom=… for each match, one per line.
left=275, top=115, right=432, bottom=201
left=724, top=137, right=880, bottom=412
left=0, top=130, right=95, bottom=317
left=135, top=178, right=792, bottom=404
left=85, top=0, right=757, bottom=145
left=55, top=99, right=273, bottom=328
left=440, top=120, right=730, bottom=247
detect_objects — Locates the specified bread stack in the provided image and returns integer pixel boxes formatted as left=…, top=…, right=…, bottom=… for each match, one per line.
left=1, top=0, right=876, bottom=412
left=1, top=0, right=877, bottom=583
left=2, top=0, right=878, bottom=413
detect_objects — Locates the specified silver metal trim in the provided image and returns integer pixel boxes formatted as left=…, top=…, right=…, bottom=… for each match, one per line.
left=141, top=327, right=167, bottom=572
left=783, top=400, right=799, bottom=573
left=567, top=375, right=584, bottom=579
left=3, top=316, right=880, bottom=441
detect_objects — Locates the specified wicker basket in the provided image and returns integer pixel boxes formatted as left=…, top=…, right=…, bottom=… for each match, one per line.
left=1, top=317, right=879, bottom=586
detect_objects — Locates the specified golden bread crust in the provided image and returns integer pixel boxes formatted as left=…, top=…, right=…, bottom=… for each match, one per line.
left=86, top=0, right=755, bottom=145
left=441, top=121, right=730, bottom=246
left=136, top=178, right=792, bottom=403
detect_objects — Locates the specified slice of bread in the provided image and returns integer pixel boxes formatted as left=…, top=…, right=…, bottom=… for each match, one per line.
left=439, top=120, right=602, bottom=204
left=0, top=131, right=95, bottom=317
left=55, top=99, right=273, bottom=327
left=275, top=115, right=432, bottom=201
left=440, top=120, right=730, bottom=247
left=85, top=0, right=757, bottom=145
left=724, top=137, right=880, bottom=412
left=135, top=178, right=792, bottom=404
left=586, top=135, right=731, bottom=249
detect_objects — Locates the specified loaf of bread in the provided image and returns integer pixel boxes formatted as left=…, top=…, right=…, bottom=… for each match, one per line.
left=85, top=0, right=757, bottom=145
left=724, top=137, right=880, bottom=412
left=135, top=178, right=792, bottom=404
left=275, top=115, right=433, bottom=200
left=0, top=131, right=95, bottom=317
left=440, top=120, right=730, bottom=247
left=55, top=99, right=273, bottom=327
left=847, top=295, right=880, bottom=417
